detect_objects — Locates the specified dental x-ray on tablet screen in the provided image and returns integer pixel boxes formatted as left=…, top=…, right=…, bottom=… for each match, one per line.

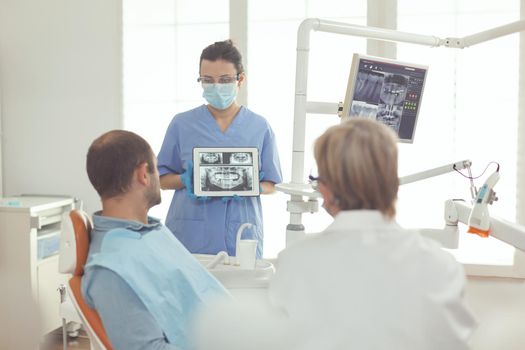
left=193, top=147, right=260, bottom=197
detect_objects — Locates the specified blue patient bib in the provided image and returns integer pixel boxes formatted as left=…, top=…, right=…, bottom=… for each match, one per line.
left=85, top=225, right=228, bottom=349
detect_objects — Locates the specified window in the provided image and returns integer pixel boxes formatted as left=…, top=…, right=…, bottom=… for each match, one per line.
left=396, top=0, right=520, bottom=274
left=123, top=0, right=228, bottom=220
left=123, top=0, right=522, bottom=268
left=248, top=0, right=367, bottom=257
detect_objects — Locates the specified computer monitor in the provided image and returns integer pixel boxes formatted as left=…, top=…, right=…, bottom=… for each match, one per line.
left=341, top=53, right=428, bottom=143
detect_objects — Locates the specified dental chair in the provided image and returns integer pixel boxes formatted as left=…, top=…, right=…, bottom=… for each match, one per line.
left=59, top=209, right=113, bottom=350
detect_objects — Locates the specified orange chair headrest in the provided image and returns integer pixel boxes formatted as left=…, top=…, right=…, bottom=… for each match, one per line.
left=69, top=210, right=93, bottom=276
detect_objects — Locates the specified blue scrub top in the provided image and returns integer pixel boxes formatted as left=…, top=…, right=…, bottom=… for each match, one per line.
left=157, top=105, right=282, bottom=258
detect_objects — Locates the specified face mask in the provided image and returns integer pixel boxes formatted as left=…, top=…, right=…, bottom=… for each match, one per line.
left=202, top=83, right=237, bottom=110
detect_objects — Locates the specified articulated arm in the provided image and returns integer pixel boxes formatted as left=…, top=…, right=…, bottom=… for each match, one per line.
left=424, top=200, right=525, bottom=253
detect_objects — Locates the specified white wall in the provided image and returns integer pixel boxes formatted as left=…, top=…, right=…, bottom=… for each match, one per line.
left=0, top=0, right=122, bottom=214
left=465, top=3, right=525, bottom=349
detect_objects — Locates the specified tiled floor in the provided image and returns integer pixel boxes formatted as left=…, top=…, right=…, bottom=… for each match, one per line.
left=40, top=327, right=91, bottom=350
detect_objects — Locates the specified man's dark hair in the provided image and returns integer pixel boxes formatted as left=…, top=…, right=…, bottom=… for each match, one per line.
left=86, top=130, right=155, bottom=199
left=199, top=39, right=244, bottom=74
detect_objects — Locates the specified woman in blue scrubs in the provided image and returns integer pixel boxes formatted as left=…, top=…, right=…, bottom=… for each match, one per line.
left=157, top=40, right=282, bottom=258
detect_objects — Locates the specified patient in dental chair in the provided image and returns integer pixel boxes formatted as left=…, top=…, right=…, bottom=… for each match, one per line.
left=82, top=130, right=228, bottom=350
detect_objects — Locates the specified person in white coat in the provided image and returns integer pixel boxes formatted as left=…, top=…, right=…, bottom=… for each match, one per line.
left=268, top=118, right=476, bottom=349
left=194, top=118, right=476, bottom=350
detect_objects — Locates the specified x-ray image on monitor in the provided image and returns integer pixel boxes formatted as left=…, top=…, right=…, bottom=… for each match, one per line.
left=193, top=147, right=260, bottom=197
left=377, top=73, right=409, bottom=132
left=342, top=54, right=428, bottom=143
left=353, top=71, right=384, bottom=104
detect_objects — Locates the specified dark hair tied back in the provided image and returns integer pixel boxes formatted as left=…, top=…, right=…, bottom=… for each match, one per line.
left=200, top=39, right=244, bottom=74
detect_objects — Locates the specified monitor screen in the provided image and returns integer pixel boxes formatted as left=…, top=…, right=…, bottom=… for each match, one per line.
left=341, top=54, right=428, bottom=143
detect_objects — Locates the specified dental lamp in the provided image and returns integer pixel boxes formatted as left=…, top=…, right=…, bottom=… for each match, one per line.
left=397, top=160, right=525, bottom=252
left=433, top=163, right=525, bottom=254
left=281, top=157, right=525, bottom=253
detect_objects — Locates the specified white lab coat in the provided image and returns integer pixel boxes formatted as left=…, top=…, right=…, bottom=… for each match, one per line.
left=268, top=210, right=476, bottom=350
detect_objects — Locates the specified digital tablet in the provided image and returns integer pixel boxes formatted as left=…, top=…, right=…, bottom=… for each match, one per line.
left=193, top=147, right=260, bottom=197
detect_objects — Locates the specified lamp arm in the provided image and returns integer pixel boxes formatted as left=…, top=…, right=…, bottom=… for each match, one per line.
left=399, top=160, right=471, bottom=185
left=452, top=201, right=525, bottom=253
left=426, top=200, right=525, bottom=253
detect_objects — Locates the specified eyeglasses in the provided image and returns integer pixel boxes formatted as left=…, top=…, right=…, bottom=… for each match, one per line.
left=308, top=174, right=321, bottom=191
left=308, top=175, right=321, bottom=183
left=197, top=74, right=240, bottom=85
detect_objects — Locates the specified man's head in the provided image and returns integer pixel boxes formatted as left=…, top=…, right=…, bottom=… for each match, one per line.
left=314, top=118, right=399, bottom=218
left=86, top=130, right=161, bottom=208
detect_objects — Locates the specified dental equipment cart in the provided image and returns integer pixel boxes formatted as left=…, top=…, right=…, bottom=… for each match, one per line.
left=0, top=195, right=74, bottom=349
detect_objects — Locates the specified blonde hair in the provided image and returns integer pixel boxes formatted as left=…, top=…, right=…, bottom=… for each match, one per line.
left=314, top=118, right=399, bottom=218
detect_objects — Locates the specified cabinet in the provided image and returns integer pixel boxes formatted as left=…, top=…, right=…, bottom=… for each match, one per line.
left=0, top=196, right=74, bottom=348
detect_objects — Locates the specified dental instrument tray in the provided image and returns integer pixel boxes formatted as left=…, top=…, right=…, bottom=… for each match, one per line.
left=193, top=147, right=260, bottom=197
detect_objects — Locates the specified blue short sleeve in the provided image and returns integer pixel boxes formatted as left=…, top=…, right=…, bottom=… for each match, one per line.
left=157, top=117, right=183, bottom=176
left=260, top=126, right=283, bottom=184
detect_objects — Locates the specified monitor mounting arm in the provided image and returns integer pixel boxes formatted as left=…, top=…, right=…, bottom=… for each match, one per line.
left=277, top=18, right=525, bottom=246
